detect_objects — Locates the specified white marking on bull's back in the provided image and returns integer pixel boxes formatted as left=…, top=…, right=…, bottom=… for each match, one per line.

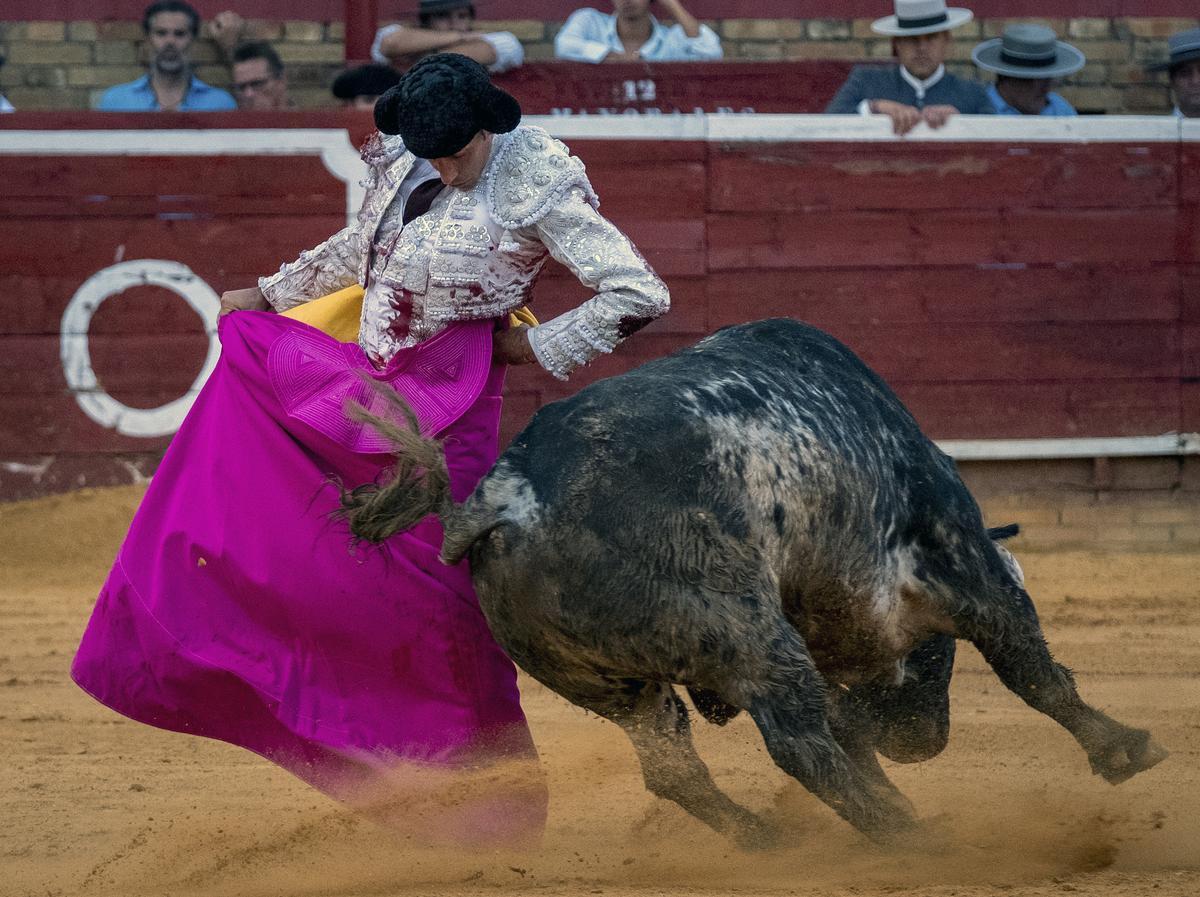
left=995, top=543, right=1026, bottom=587
left=870, top=550, right=906, bottom=620
left=485, top=470, right=543, bottom=527
left=869, top=548, right=929, bottom=656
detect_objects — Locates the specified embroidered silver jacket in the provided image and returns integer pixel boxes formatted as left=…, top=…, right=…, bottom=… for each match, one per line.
left=258, top=125, right=669, bottom=379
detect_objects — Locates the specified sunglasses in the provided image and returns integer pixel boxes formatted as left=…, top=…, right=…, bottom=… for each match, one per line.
left=233, top=77, right=276, bottom=93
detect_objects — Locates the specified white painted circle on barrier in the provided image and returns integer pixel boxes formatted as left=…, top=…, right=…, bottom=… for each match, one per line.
left=60, top=260, right=221, bottom=438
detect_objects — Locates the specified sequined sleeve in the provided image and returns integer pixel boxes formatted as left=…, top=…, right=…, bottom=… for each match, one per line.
left=526, top=187, right=669, bottom=380
left=257, top=223, right=366, bottom=313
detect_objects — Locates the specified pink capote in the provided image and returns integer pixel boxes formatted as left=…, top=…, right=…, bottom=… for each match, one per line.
left=71, top=311, right=545, bottom=837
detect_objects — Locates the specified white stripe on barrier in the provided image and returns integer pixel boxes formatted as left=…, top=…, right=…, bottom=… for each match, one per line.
left=937, top=434, right=1200, bottom=461
left=699, top=113, right=1184, bottom=143
left=528, top=113, right=1186, bottom=143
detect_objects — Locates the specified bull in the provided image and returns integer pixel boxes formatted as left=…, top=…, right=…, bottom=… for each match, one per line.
left=341, top=318, right=1167, bottom=846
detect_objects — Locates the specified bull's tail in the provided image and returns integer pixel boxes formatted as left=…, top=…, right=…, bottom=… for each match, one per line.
left=987, top=523, right=1020, bottom=541
left=338, top=384, right=455, bottom=545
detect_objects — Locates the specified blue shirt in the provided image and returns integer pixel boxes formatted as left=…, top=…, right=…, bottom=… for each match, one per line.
left=98, top=75, right=236, bottom=111
left=986, top=83, right=1077, bottom=116
left=826, top=66, right=993, bottom=114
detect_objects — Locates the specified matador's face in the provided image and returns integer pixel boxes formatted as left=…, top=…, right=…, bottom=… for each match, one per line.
left=428, top=130, right=494, bottom=190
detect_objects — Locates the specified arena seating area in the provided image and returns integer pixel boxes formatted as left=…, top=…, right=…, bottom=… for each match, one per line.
left=0, top=1, right=1195, bottom=112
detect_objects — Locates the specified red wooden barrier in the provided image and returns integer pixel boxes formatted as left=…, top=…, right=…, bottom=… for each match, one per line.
left=493, top=62, right=856, bottom=115
left=0, top=112, right=1196, bottom=499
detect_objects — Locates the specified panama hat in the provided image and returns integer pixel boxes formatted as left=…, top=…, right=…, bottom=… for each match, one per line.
left=1146, top=27, right=1200, bottom=73
left=872, top=0, right=973, bottom=37
left=972, top=24, right=1085, bottom=80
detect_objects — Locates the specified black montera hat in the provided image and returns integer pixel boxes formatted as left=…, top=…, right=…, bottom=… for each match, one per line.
left=374, top=53, right=521, bottom=159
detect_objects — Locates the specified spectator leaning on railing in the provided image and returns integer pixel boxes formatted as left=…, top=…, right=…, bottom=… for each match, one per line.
left=230, top=40, right=291, bottom=110
left=372, top=0, right=524, bottom=74
left=972, top=24, right=1084, bottom=116
left=98, top=1, right=236, bottom=111
left=825, top=0, right=991, bottom=135
left=1147, top=27, right=1200, bottom=119
left=554, top=0, right=721, bottom=63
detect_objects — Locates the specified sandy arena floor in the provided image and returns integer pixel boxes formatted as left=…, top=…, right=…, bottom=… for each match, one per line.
left=1, top=486, right=1197, bottom=897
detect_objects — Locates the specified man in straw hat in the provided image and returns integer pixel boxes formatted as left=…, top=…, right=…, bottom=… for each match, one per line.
left=826, top=0, right=992, bottom=134
left=1147, top=27, right=1200, bottom=119
left=973, top=23, right=1084, bottom=116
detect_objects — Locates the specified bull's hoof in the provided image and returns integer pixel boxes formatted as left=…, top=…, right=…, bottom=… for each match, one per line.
left=1089, top=729, right=1169, bottom=784
left=876, top=814, right=956, bottom=855
left=876, top=722, right=950, bottom=764
left=732, top=815, right=783, bottom=852
left=852, top=794, right=920, bottom=846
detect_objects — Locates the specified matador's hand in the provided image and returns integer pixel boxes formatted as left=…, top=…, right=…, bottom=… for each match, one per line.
left=219, top=286, right=270, bottom=318
left=493, top=324, right=538, bottom=366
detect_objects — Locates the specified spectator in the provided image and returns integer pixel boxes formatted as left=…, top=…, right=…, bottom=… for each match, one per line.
left=0, top=53, right=14, bottom=113
left=555, top=0, right=721, bottom=63
left=98, top=1, right=236, bottom=111
left=331, top=63, right=402, bottom=109
left=372, top=1, right=524, bottom=74
left=825, top=0, right=991, bottom=134
left=1147, top=27, right=1200, bottom=119
left=972, top=24, right=1083, bottom=116
left=230, top=40, right=291, bottom=110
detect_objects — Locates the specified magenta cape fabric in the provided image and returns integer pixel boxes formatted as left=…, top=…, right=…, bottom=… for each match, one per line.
left=71, top=312, right=541, bottom=812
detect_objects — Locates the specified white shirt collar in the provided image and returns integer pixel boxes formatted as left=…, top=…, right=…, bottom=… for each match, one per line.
left=602, top=12, right=667, bottom=55
left=900, top=63, right=945, bottom=101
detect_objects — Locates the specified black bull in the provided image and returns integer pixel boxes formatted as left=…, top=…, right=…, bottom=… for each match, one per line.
left=342, top=318, right=1167, bottom=846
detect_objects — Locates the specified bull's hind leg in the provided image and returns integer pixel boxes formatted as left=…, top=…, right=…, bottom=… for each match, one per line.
left=574, top=678, right=776, bottom=850
left=955, top=585, right=1168, bottom=783
left=822, top=635, right=956, bottom=821
left=866, top=634, right=956, bottom=764
left=733, top=621, right=916, bottom=839
left=825, top=689, right=916, bottom=817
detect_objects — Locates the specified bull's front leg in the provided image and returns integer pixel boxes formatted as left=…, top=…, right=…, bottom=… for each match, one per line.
left=735, top=622, right=917, bottom=839
left=957, top=588, right=1168, bottom=784
left=825, top=687, right=916, bottom=818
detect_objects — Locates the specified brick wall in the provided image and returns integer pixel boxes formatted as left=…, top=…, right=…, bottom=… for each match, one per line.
left=1, top=16, right=1196, bottom=112
left=961, top=455, right=1200, bottom=550
left=970, top=472, right=1200, bottom=551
